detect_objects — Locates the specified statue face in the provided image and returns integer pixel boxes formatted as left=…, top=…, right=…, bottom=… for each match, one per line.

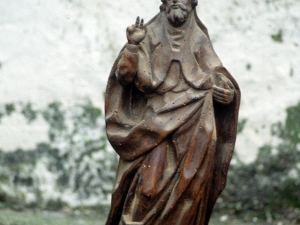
left=165, top=0, right=193, bottom=27
left=166, top=0, right=193, bottom=11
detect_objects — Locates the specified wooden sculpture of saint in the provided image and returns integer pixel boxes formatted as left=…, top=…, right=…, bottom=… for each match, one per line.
left=105, top=0, right=240, bottom=224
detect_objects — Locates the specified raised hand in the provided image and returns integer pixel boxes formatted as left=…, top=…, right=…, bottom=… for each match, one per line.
left=213, top=82, right=234, bottom=105
left=126, top=16, right=147, bottom=45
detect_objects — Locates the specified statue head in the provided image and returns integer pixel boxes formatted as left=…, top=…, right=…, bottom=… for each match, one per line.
left=161, top=0, right=198, bottom=26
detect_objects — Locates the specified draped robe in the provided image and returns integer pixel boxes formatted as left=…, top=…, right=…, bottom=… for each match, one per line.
left=105, top=10, right=240, bottom=225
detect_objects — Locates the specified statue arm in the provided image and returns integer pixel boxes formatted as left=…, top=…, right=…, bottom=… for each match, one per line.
left=116, top=37, right=154, bottom=90
left=134, top=40, right=160, bottom=93
left=116, top=43, right=139, bottom=86
left=116, top=17, right=147, bottom=86
left=198, top=36, right=235, bottom=105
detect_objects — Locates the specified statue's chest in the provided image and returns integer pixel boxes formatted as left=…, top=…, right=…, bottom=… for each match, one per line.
left=155, top=61, right=190, bottom=94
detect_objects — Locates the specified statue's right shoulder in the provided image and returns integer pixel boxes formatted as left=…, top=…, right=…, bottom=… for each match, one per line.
left=145, top=12, right=162, bottom=27
left=144, top=12, right=164, bottom=45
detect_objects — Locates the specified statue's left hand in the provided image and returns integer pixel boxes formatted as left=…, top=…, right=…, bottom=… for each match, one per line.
left=213, top=84, right=234, bottom=105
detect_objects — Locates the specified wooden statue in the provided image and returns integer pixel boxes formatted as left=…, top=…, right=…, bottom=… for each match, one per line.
left=105, top=0, right=240, bottom=224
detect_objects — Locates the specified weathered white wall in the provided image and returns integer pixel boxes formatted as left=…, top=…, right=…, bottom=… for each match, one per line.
left=0, top=0, right=300, bottom=162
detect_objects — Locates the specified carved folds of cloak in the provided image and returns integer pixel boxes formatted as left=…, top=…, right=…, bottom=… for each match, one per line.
left=105, top=9, right=240, bottom=225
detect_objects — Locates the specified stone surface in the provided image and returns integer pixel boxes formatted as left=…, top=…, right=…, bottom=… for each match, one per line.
left=1, top=0, right=299, bottom=163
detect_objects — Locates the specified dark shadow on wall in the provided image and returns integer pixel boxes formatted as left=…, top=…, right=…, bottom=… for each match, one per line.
left=216, top=101, right=300, bottom=223
left=0, top=101, right=117, bottom=210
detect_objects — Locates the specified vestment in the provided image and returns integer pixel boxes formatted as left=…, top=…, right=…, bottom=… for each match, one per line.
left=105, top=10, right=240, bottom=225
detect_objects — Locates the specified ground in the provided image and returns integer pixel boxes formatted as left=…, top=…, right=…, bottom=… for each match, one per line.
left=0, top=209, right=268, bottom=225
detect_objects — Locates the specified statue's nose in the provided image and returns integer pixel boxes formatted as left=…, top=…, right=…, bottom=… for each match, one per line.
left=173, top=0, right=179, bottom=3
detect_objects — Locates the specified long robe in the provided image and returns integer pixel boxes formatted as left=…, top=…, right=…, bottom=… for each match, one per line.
left=105, top=9, right=240, bottom=225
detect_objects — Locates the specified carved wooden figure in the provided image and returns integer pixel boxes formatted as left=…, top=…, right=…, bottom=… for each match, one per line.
left=105, top=0, right=240, bottom=224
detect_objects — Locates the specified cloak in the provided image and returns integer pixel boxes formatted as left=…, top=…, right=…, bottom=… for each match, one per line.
left=105, top=9, right=240, bottom=225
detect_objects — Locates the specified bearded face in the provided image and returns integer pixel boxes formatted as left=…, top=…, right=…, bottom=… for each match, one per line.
left=166, top=0, right=193, bottom=26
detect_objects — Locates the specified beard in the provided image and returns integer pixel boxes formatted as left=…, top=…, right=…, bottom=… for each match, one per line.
left=166, top=4, right=189, bottom=26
